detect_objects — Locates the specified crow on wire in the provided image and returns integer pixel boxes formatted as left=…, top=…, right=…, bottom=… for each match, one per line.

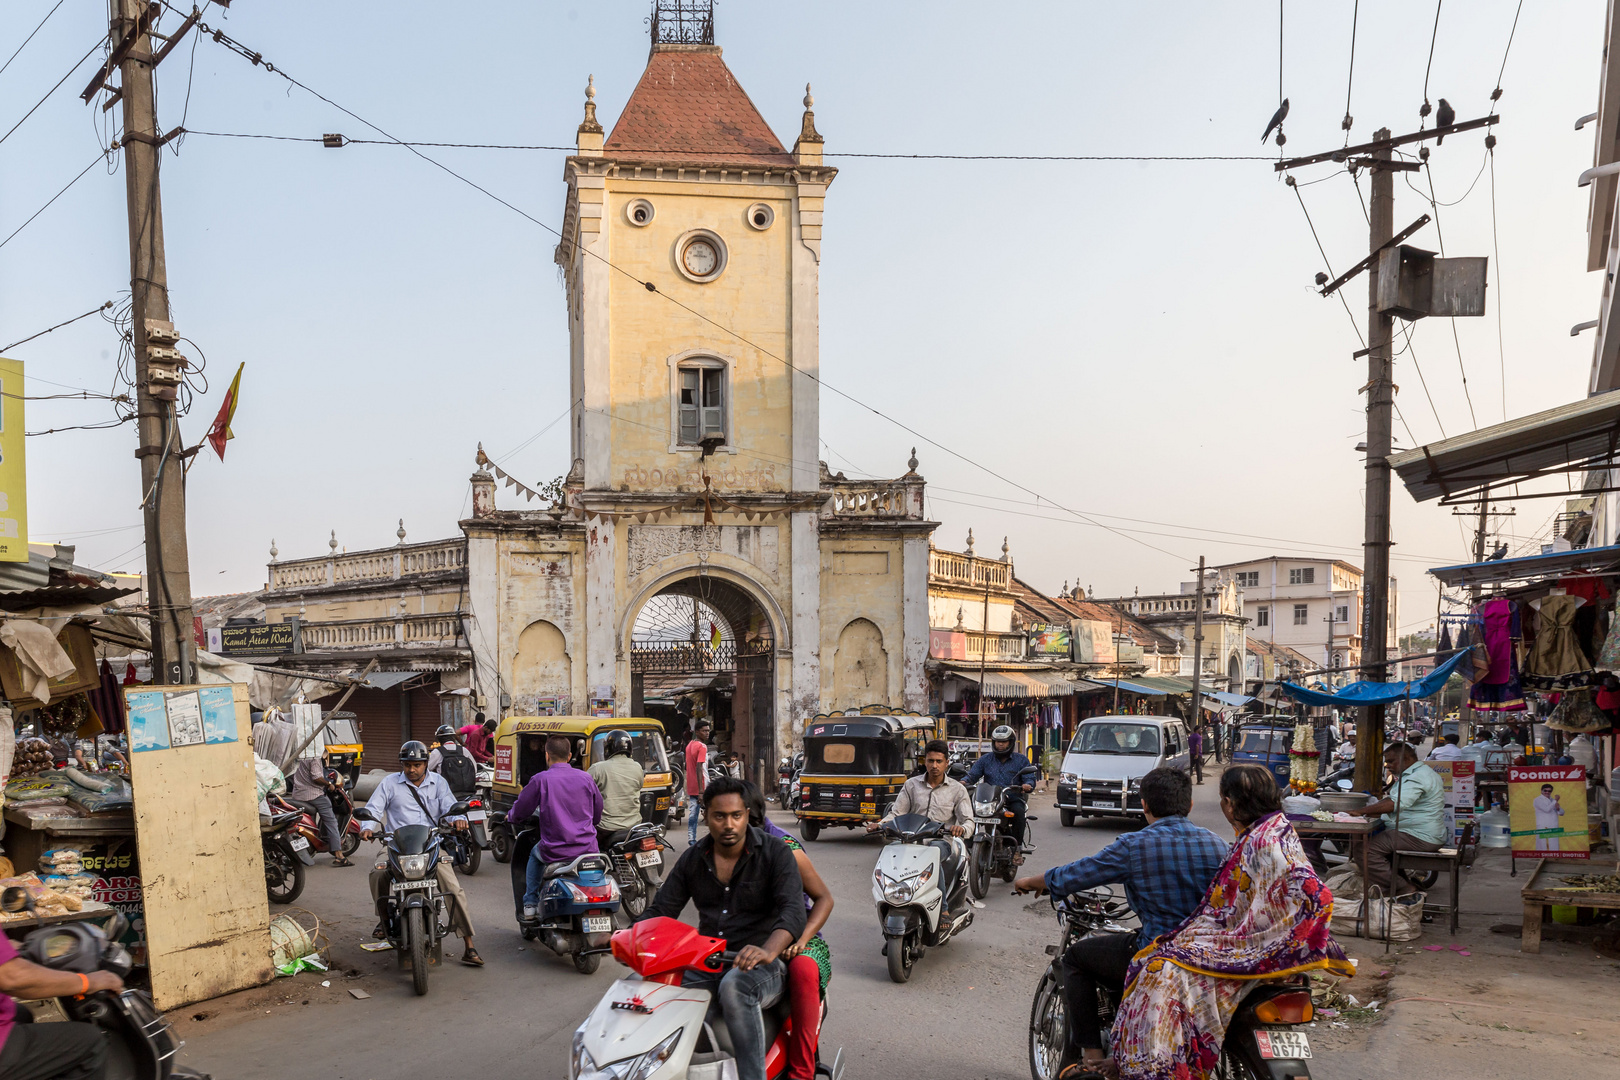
left=1435, top=98, right=1455, bottom=142
left=1261, top=98, right=1290, bottom=144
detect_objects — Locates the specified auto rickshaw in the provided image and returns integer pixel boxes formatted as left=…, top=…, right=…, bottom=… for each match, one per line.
left=485, top=716, right=674, bottom=863
left=322, top=710, right=364, bottom=790
left=795, top=713, right=934, bottom=840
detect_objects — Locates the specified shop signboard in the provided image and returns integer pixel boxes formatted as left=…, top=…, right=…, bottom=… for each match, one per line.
left=494, top=743, right=514, bottom=785
left=1028, top=623, right=1071, bottom=656
left=218, top=621, right=298, bottom=656
left=929, top=630, right=968, bottom=660
left=79, top=840, right=145, bottom=966
left=1508, top=764, right=1588, bottom=861
left=1072, top=620, right=1116, bottom=665
left=1429, top=760, right=1476, bottom=843
left=0, top=357, right=26, bottom=562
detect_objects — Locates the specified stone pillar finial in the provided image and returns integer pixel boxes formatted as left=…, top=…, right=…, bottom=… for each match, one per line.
left=794, top=81, right=823, bottom=164
left=1001, top=536, right=1010, bottom=563
left=965, top=528, right=975, bottom=556
left=397, top=519, right=407, bottom=545
left=906, top=447, right=919, bottom=474
left=578, top=74, right=603, bottom=152
left=269, top=539, right=279, bottom=563
left=954, top=606, right=966, bottom=632
left=329, top=530, right=338, bottom=554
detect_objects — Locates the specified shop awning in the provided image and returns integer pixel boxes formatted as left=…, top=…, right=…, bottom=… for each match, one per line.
left=1130, top=675, right=1196, bottom=694
left=950, top=670, right=1078, bottom=698
left=1389, top=387, right=1620, bottom=505
left=1079, top=677, right=1168, bottom=697
left=1426, top=543, right=1620, bottom=588
left=361, top=670, right=422, bottom=690
left=1204, top=690, right=1254, bottom=708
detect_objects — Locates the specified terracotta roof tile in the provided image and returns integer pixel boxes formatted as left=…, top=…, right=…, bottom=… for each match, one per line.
left=604, top=46, right=794, bottom=167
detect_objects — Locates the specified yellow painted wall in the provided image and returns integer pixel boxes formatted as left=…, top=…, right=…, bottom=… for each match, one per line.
left=818, top=536, right=907, bottom=706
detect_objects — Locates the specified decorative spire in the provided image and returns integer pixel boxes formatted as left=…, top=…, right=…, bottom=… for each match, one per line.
left=329, top=530, right=338, bottom=554
left=965, top=528, right=975, bottom=556
left=397, top=519, right=407, bottom=545
left=579, top=74, right=602, bottom=135
left=1001, top=536, right=1010, bottom=563
left=794, top=81, right=823, bottom=166
left=906, top=447, right=919, bottom=475
left=954, top=606, right=966, bottom=632
left=269, top=539, right=279, bottom=564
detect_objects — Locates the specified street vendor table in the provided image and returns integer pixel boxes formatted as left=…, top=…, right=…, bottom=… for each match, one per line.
left=0, top=899, right=118, bottom=939
left=1291, top=818, right=1378, bottom=935
left=1520, top=858, right=1620, bottom=953
left=3, top=803, right=135, bottom=876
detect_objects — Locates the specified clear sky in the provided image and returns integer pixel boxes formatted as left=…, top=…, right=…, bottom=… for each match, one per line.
left=0, top=1, right=1606, bottom=638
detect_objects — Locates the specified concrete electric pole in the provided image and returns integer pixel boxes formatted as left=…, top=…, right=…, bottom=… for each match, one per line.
left=110, top=0, right=197, bottom=684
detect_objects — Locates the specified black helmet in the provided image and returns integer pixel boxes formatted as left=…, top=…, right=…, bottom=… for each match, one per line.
left=399, top=740, right=430, bottom=763
left=604, top=729, right=633, bottom=759
left=434, top=723, right=457, bottom=741
left=991, top=724, right=1015, bottom=749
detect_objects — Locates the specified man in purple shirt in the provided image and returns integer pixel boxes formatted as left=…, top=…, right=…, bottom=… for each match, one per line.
left=512, top=735, right=603, bottom=920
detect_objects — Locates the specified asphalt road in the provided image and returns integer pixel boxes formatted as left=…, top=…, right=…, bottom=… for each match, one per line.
left=180, top=777, right=1241, bottom=1080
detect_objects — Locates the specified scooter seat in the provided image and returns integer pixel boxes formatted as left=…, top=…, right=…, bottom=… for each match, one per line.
left=542, top=852, right=610, bottom=879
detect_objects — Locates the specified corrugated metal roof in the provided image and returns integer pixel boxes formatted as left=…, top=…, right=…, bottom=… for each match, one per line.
left=362, top=671, right=423, bottom=690
left=947, top=668, right=1077, bottom=698
left=1426, top=543, right=1620, bottom=588
left=1077, top=677, right=1168, bottom=697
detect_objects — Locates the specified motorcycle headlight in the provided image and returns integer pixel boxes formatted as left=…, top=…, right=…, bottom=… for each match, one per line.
left=973, top=801, right=996, bottom=816
left=603, top=1028, right=684, bottom=1080
left=397, top=853, right=431, bottom=880
left=571, top=1026, right=593, bottom=1077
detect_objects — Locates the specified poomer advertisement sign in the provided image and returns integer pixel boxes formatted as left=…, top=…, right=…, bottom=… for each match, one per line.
left=0, top=357, right=27, bottom=561
left=1508, top=765, right=1588, bottom=861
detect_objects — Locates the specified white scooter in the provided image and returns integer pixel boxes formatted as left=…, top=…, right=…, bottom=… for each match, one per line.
left=572, top=916, right=844, bottom=1080
left=872, top=813, right=974, bottom=984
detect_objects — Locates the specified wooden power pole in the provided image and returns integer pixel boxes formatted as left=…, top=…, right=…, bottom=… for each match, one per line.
left=112, top=0, right=197, bottom=684
left=1355, top=129, right=1395, bottom=795
left=1190, top=556, right=1205, bottom=744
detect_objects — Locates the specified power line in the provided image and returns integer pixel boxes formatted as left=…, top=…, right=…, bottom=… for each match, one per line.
left=0, top=38, right=100, bottom=148
left=2, top=302, right=113, bottom=353
left=1342, top=0, right=1359, bottom=143
left=1488, top=148, right=1506, bottom=422
left=0, top=153, right=106, bottom=254
left=1493, top=0, right=1525, bottom=98
left=1421, top=1, right=1443, bottom=111
left=0, top=0, right=66, bottom=80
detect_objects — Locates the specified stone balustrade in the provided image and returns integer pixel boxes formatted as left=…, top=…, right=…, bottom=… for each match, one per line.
left=298, top=613, right=464, bottom=651
left=929, top=549, right=1011, bottom=591
left=822, top=479, right=924, bottom=520
left=268, top=538, right=467, bottom=592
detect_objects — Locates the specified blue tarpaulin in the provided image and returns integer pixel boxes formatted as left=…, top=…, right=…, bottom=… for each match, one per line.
left=1279, top=648, right=1471, bottom=708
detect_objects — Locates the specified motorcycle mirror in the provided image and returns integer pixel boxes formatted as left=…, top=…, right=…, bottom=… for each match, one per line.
left=1335, top=779, right=1352, bottom=790
left=448, top=801, right=471, bottom=816
left=0, top=887, right=33, bottom=915
left=104, top=912, right=128, bottom=941
left=353, top=807, right=377, bottom=822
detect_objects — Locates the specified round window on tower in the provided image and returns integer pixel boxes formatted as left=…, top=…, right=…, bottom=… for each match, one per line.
left=673, top=230, right=728, bottom=283
left=745, top=203, right=775, bottom=231
left=625, top=199, right=656, bottom=227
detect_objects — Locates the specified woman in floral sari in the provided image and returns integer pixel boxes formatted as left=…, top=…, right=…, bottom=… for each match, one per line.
left=1109, top=764, right=1354, bottom=1080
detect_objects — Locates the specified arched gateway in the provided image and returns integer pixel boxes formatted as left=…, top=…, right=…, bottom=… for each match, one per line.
left=461, top=19, right=935, bottom=786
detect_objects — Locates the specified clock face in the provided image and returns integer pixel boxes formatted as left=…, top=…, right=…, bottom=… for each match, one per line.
left=682, top=238, right=719, bottom=278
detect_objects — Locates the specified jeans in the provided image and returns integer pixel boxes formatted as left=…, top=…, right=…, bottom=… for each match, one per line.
left=0, top=1018, right=107, bottom=1080
left=684, top=960, right=787, bottom=1080
left=1006, top=798, right=1028, bottom=848
left=1059, top=931, right=1139, bottom=1056
left=523, top=847, right=574, bottom=911
left=293, top=793, right=342, bottom=854
left=688, top=796, right=703, bottom=843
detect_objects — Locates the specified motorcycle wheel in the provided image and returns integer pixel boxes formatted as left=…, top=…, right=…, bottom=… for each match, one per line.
left=461, top=842, right=482, bottom=876
left=574, top=951, right=601, bottom=975
left=968, top=841, right=991, bottom=900
left=1401, top=868, right=1438, bottom=891
left=1027, top=966, right=1066, bottom=1080
left=1060, top=809, right=1076, bottom=828
left=407, top=906, right=430, bottom=997
left=490, top=827, right=513, bottom=864
left=266, top=848, right=306, bottom=905
left=800, top=820, right=820, bottom=842
left=341, top=831, right=361, bottom=858
left=885, top=934, right=913, bottom=984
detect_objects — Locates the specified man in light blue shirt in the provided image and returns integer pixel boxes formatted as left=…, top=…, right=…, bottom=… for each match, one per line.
left=1358, top=742, right=1446, bottom=896
left=361, top=741, right=484, bottom=966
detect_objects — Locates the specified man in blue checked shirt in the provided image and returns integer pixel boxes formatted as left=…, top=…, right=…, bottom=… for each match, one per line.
left=1015, top=767, right=1226, bottom=1080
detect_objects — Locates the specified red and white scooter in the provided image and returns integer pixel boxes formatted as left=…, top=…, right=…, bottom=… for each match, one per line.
left=570, top=917, right=845, bottom=1080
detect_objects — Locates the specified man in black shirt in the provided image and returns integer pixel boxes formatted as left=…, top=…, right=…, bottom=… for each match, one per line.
left=640, top=775, right=805, bottom=1080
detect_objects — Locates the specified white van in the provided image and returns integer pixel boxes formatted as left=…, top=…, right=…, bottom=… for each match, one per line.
left=1053, top=715, right=1192, bottom=825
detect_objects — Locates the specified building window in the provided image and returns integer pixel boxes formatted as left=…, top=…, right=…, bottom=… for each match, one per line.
left=1336, top=605, right=1349, bottom=625
left=677, top=361, right=726, bottom=446
left=1257, top=606, right=1269, bottom=627
left=1293, top=603, right=1309, bottom=625
left=1237, top=571, right=1259, bottom=587
left=1289, top=568, right=1315, bottom=585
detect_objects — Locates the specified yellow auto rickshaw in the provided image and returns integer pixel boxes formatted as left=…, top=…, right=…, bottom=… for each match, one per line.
left=485, top=715, right=674, bottom=864
left=796, top=713, right=935, bottom=840
left=322, top=710, right=364, bottom=790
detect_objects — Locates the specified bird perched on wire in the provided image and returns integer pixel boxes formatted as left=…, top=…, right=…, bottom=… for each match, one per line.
left=1261, top=98, right=1290, bottom=144
left=1435, top=98, right=1455, bottom=142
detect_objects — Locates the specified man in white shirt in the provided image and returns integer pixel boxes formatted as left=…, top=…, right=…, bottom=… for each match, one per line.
left=1428, top=734, right=1463, bottom=761
left=1532, top=784, right=1565, bottom=851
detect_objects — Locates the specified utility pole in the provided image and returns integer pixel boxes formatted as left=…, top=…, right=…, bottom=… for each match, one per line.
left=113, top=0, right=196, bottom=684
left=1190, top=556, right=1206, bottom=750
left=1355, top=128, right=1395, bottom=795
left=977, top=564, right=991, bottom=746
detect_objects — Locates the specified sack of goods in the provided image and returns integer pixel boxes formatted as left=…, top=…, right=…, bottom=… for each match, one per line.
left=38, top=846, right=85, bottom=876
left=10, top=739, right=56, bottom=777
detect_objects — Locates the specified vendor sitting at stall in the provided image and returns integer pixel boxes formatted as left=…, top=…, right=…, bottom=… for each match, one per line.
left=1357, top=741, right=1447, bottom=896
left=0, top=931, right=121, bottom=1079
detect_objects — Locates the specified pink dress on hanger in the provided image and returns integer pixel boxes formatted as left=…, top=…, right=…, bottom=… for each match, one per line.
left=1469, top=597, right=1526, bottom=712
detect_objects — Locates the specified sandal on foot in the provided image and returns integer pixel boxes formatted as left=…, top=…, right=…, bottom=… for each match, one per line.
left=461, top=948, right=485, bottom=967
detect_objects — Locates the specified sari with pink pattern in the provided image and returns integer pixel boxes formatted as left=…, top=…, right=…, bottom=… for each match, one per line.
left=1111, top=811, right=1354, bottom=1080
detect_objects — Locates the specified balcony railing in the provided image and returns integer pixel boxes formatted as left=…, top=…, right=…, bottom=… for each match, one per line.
left=268, top=538, right=467, bottom=592
left=822, top=478, right=924, bottom=520
left=929, top=550, right=1012, bottom=592
left=298, top=613, right=464, bottom=651
left=931, top=629, right=1028, bottom=662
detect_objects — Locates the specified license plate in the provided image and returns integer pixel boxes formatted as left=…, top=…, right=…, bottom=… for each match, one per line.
left=582, top=916, right=612, bottom=933
left=1090, top=800, right=1117, bottom=809
left=391, top=880, right=432, bottom=895
left=859, top=802, right=876, bottom=814
left=634, top=851, right=661, bottom=868
left=654, top=797, right=669, bottom=811
left=289, top=836, right=310, bottom=850
left=1254, top=1030, right=1311, bottom=1060
left=466, top=809, right=487, bottom=823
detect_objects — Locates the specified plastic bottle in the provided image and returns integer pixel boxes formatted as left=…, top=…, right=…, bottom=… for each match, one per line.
left=1478, top=805, right=1511, bottom=848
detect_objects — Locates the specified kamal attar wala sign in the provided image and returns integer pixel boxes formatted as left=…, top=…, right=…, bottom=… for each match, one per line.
left=0, top=358, right=27, bottom=561
left=1508, top=764, right=1588, bottom=861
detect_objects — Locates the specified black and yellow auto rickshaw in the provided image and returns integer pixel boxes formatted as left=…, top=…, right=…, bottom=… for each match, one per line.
left=321, top=710, right=363, bottom=790
left=485, top=716, right=675, bottom=863
left=795, top=713, right=935, bottom=840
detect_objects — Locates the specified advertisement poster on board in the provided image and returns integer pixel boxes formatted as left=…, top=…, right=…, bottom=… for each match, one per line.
left=1508, top=765, right=1588, bottom=861
left=1429, top=760, right=1476, bottom=842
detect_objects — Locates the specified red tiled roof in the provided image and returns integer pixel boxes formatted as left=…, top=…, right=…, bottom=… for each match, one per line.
left=604, top=46, right=794, bottom=167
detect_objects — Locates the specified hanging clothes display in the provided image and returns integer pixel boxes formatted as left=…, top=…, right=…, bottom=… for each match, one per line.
left=1547, top=687, right=1609, bottom=733
left=1453, top=618, right=1490, bottom=684
left=1525, top=594, right=1591, bottom=678
left=1469, top=598, right=1526, bottom=712
left=1438, top=622, right=1453, bottom=654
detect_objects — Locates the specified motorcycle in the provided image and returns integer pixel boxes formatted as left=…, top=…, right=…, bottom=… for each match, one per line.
left=0, top=887, right=207, bottom=1079
left=1028, top=889, right=1320, bottom=1080
left=571, top=916, right=844, bottom=1080
left=268, top=770, right=363, bottom=862
left=354, top=801, right=469, bottom=996
left=474, top=764, right=494, bottom=839
left=604, top=820, right=667, bottom=920
left=872, top=813, right=974, bottom=984
left=439, top=791, right=487, bottom=876
left=262, top=806, right=313, bottom=905
left=510, top=824, right=621, bottom=974
left=777, top=753, right=804, bottom=811
left=968, top=781, right=1033, bottom=900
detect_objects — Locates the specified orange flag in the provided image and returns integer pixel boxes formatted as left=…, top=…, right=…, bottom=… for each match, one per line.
left=206, top=363, right=244, bottom=461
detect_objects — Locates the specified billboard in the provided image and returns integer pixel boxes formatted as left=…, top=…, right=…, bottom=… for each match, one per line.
left=1072, top=620, right=1117, bottom=665
left=1028, top=623, right=1071, bottom=656
left=1508, top=765, right=1588, bottom=861
left=0, top=357, right=27, bottom=561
